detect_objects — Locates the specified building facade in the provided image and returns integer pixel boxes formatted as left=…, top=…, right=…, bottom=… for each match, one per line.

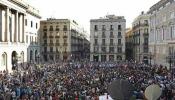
left=90, top=15, right=126, bottom=62
left=125, top=28, right=134, bottom=60
left=0, top=0, right=41, bottom=72
left=148, top=0, right=175, bottom=67
left=40, top=18, right=89, bottom=62
left=132, top=12, right=149, bottom=64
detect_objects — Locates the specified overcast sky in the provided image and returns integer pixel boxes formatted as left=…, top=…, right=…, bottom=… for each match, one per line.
left=27, top=0, right=160, bottom=34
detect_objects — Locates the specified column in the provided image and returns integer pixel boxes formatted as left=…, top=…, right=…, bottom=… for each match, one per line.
left=5, top=7, right=9, bottom=42
left=18, top=13, right=20, bottom=42
left=0, top=9, right=2, bottom=42
left=22, top=14, right=25, bottom=43
left=15, top=11, right=18, bottom=42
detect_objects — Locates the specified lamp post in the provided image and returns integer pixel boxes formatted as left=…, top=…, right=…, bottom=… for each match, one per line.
left=166, top=55, right=173, bottom=81
left=149, top=52, right=152, bottom=66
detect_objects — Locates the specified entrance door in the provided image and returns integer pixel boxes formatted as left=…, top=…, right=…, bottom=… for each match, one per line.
left=93, top=55, right=99, bottom=62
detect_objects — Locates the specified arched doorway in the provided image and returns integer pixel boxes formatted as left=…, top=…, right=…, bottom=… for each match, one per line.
left=2, top=52, right=7, bottom=71
left=35, top=50, right=38, bottom=62
left=117, top=55, right=122, bottom=61
left=12, top=51, right=18, bottom=70
left=143, top=56, right=148, bottom=64
left=30, top=50, right=33, bottom=63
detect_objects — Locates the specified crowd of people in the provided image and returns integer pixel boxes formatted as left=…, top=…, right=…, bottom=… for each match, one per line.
left=0, top=60, right=175, bottom=100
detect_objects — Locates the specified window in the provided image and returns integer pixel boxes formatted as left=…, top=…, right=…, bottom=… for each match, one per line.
left=118, top=32, right=121, bottom=37
left=44, top=40, right=47, bottom=44
left=36, top=23, right=38, bottom=29
left=110, top=25, right=113, bottom=30
left=94, top=47, right=99, bottom=52
left=50, top=47, right=53, bottom=52
left=25, top=19, right=27, bottom=26
left=102, top=32, right=105, bottom=38
left=109, top=47, right=114, bottom=53
left=118, top=47, right=122, bottom=53
left=56, top=40, right=59, bottom=43
left=102, top=39, right=105, bottom=45
left=102, top=25, right=106, bottom=30
left=94, top=39, right=98, bottom=45
left=94, top=25, right=98, bottom=31
left=63, top=25, right=67, bottom=31
left=144, top=38, right=148, bottom=44
left=118, top=39, right=121, bottom=44
left=44, top=47, right=47, bottom=52
left=101, top=47, right=106, bottom=52
left=31, top=21, right=33, bottom=28
left=49, top=26, right=53, bottom=31
left=144, top=20, right=148, bottom=25
left=50, top=40, right=53, bottom=44
left=110, top=39, right=113, bottom=45
left=118, top=25, right=121, bottom=30
left=56, top=25, right=59, bottom=31
left=110, top=32, right=114, bottom=38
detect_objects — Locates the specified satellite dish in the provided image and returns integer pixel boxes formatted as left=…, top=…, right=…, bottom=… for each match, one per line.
left=108, top=79, right=134, bottom=100
left=145, top=84, right=162, bottom=100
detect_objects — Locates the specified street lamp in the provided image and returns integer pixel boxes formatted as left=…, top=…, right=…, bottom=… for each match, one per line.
left=149, top=52, right=152, bottom=66
left=166, top=55, right=173, bottom=81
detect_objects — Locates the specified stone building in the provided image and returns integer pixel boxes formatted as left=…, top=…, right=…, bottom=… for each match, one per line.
left=90, top=15, right=126, bottom=62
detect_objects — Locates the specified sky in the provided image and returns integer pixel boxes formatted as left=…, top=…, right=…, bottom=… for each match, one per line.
left=27, top=0, right=160, bottom=34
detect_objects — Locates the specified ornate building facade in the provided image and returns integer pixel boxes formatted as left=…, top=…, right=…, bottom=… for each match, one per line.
left=0, top=0, right=41, bottom=72
left=148, top=0, right=175, bottom=67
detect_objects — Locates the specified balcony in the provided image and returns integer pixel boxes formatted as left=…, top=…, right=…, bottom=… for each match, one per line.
left=110, top=28, right=114, bottom=31
left=49, top=43, right=54, bottom=46
left=56, top=28, right=59, bottom=31
left=118, top=35, right=122, bottom=38
left=63, top=28, right=67, bottom=31
left=110, top=43, right=114, bottom=46
left=55, top=43, right=60, bottom=46
left=63, top=43, right=68, bottom=46
left=49, top=36, right=54, bottom=38
left=102, top=35, right=106, bottom=38
left=118, top=28, right=122, bottom=31
left=102, top=28, right=106, bottom=31
left=43, top=29, right=47, bottom=31
left=94, top=28, right=98, bottom=31
left=49, top=28, right=53, bottom=31
left=110, top=35, right=114, bottom=38
left=118, top=43, right=123, bottom=46
left=63, top=35, right=68, bottom=38
left=55, top=36, right=60, bottom=38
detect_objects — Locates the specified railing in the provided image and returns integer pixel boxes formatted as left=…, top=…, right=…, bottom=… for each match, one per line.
left=43, top=29, right=47, bottom=31
left=49, top=36, right=54, bottom=38
left=55, top=43, right=60, bottom=46
left=118, top=35, right=122, bottom=38
left=55, top=36, right=60, bottom=38
left=63, top=36, right=68, bottom=38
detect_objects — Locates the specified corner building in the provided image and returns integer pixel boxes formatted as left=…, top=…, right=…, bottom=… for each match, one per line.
left=90, top=15, right=126, bottom=62
left=40, top=19, right=88, bottom=62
